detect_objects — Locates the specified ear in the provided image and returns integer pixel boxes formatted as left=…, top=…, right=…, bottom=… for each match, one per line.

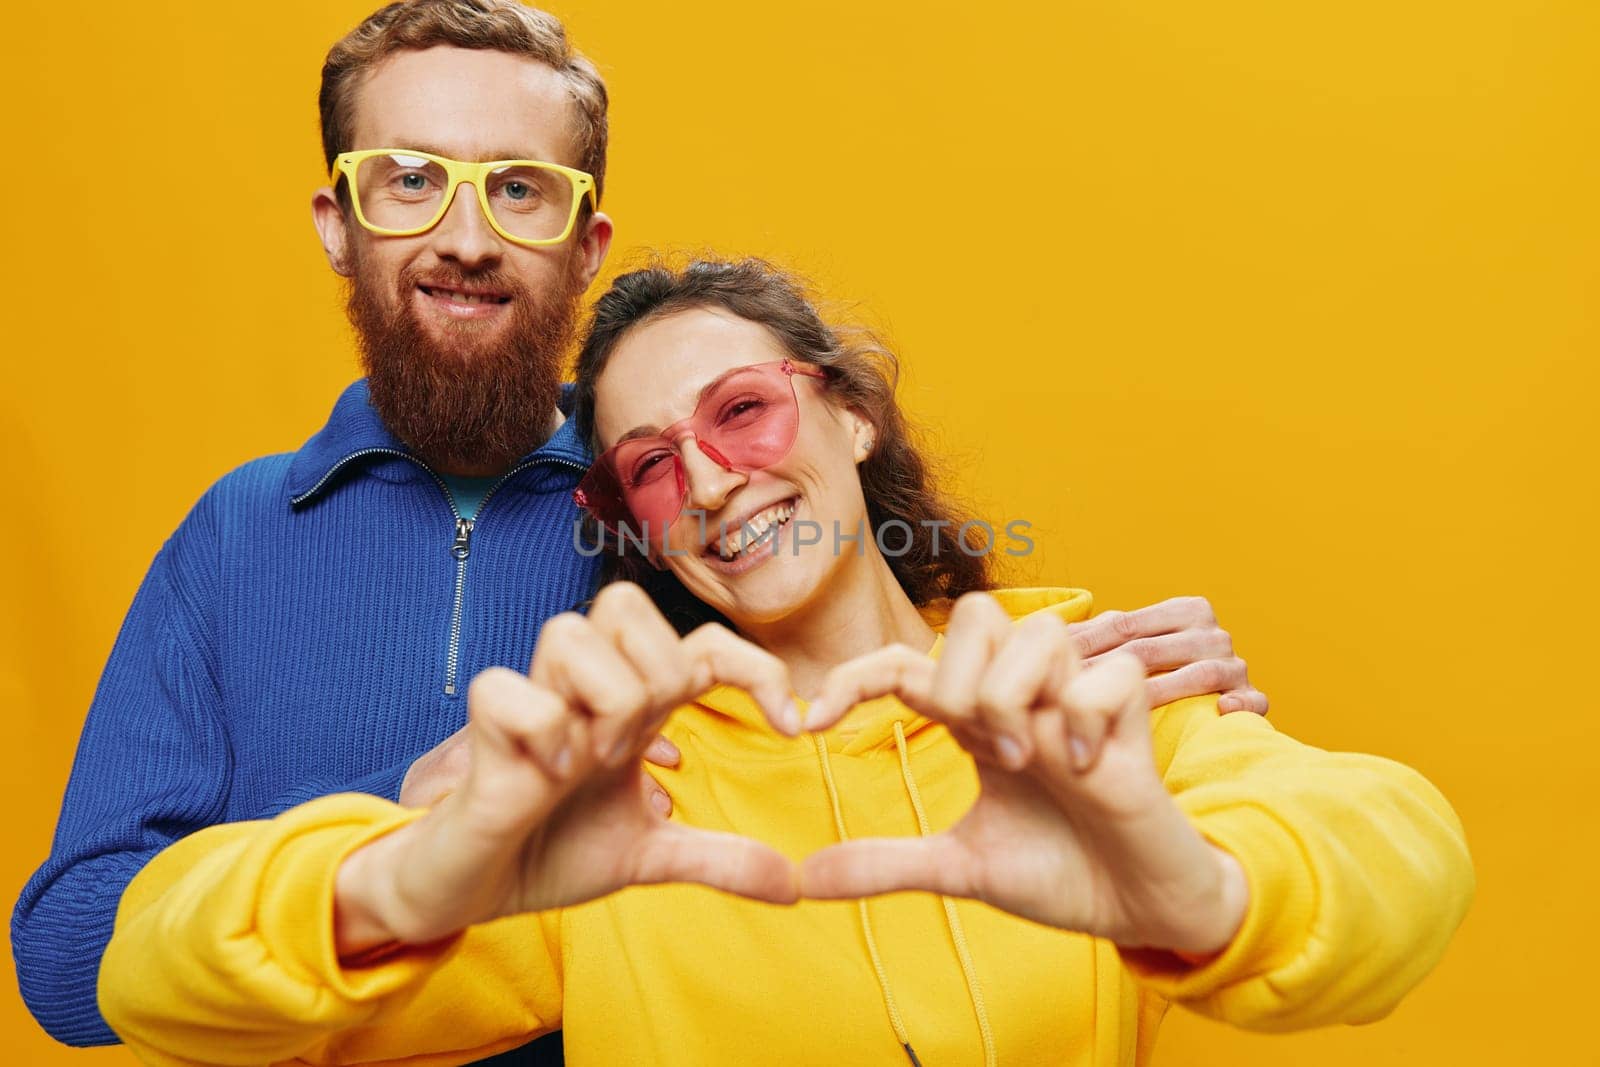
left=311, top=185, right=355, bottom=277
left=845, top=408, right=877, bottom=464
left=573, top=210, right=614, bottom=290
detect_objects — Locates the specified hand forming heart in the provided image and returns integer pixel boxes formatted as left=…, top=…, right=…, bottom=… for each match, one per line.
left=332, top=584, right=1247, bottom=961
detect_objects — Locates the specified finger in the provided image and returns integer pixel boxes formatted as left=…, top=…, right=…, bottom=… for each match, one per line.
left=1087, top=627, right=1232, bottom=674
left=529, top=613, right=651, bottom=767
left=588, top=584, right=697, bottom=764
left=680, top=623, right=798, bottom=735
left=1055, top=651, right=1148, bottom=773
left=631, top=823, right=799, bottom=904
left=466, top=668, right=577, bottom=788
left=1217, top=688, right=1270, bottom=716
left=643, top=734, right=682, bottom=768
left=974, top=612, right=1078, bottom=770
left=1142, top=657, right=1249, bottom=709
left=921, top=592, right=1014, bottom=743
left=588, top=583, right=700, bottom=716
left=1066, top=596, right=1217, bottom=659
left=642, top=770, right=673, bottom=817
left=800, top=835, right=974, bottom=901
left=804, top=644, right=935, bottom=732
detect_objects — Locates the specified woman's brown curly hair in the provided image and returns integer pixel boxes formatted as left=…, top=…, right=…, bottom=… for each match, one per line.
left=572, top=257, right=993, bottom=631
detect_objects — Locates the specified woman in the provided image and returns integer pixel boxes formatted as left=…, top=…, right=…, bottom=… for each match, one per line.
left=100, top=260, right=1473, bottom=1067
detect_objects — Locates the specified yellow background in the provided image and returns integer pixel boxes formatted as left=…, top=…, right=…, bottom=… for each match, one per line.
left=2, top=1, right=1594, bottom=1062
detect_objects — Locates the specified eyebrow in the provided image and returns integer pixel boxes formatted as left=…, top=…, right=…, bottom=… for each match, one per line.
left=616, top=425, right=667, bottom=445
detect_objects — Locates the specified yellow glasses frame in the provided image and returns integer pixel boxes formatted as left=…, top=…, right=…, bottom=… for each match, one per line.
left=331, top=148, right=598, bottom=248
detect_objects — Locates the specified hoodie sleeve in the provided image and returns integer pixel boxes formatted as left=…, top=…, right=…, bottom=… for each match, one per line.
left=1117, top=695, right=1474, bottom=1030
left=98, top=793, right=564, bottom=1067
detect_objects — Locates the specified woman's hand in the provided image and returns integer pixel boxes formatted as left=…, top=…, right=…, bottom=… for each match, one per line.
left=334, top=582, right=802, bottom=957
left=800, top=593, right=1249, bottom=957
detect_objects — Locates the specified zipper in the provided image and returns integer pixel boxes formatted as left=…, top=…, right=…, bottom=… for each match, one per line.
left=444, top=517, right=474, bottom=695
left=293, top=447, right=589, bottom=697
left=440, top=455, right=586, bottom=694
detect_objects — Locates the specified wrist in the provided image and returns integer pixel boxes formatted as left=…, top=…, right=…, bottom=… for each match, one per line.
left=333, top=829, right=408, bottom=959
left=1172, top=845, right=1249, bottom=960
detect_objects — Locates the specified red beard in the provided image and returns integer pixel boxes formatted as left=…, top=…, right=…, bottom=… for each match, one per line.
left=346, top=246, right=585, bottom=474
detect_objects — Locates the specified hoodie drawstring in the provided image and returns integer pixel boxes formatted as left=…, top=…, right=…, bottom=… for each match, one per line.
left=814, top=724, right=998, bottom=1067
left=815, top=735, right=918, bottom=1065
left=892, top=721, right=997, bottom=1067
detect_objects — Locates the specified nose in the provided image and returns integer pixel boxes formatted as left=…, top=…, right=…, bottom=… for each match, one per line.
left=428, top=182, right=503, bottom=270
left=677, top=434, right=746, bottom=517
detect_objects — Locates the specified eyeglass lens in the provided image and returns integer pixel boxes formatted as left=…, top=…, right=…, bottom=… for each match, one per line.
left=581, top=363, right=805, bottom=530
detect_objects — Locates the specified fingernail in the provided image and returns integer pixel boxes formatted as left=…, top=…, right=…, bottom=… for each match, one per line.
left=781, top=699, right=803, bottom=735
left=805, top=699, right=828, bottom=731
left=608, top=737, right=634, bottom=767
left=552, top=746, right=573, bottom=777
left=1069, top=735, right=1091, bottom=771
left=996, top=736, right=1026, bottom=770
left=650, top=789, right=673, bottom=817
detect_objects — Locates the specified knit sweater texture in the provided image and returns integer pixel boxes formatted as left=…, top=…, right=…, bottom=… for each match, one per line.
left=12, top=380, right=599, bottom=1052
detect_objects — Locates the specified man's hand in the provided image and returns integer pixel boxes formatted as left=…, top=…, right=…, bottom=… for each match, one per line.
left=397, top=728, right=473, bottom=808
left=399, top=703, right=683, bottom=813
left=1067, top=596, right=1268, bottom=714
left=801, top=593, right=1249, bottom=957
left=335, top=583, right=799, bottom=957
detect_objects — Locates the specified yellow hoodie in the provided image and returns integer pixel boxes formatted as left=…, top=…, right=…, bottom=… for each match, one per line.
left=99, top=588, right=1473, bottom=1067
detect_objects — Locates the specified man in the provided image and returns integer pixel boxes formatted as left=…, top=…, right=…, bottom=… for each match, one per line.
left=11, top=2, right=1266, bottom=1063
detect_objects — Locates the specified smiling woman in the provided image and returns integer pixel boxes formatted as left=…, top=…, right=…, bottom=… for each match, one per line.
left=93, top=258, right=1473, bottom=1067
left=573, top=259, right=994, bottom=634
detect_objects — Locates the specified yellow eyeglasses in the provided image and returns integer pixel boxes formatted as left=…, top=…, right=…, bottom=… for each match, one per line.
left=331, top=148, right=598, bottom=248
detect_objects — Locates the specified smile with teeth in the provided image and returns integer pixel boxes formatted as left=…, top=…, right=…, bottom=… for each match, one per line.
left=419, top=285, right=511, bottom=305
left=711, top=500, right=797, bottom=560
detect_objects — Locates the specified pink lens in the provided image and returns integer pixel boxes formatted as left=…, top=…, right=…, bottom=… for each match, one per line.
left=574, top=359, right=826, bottom=533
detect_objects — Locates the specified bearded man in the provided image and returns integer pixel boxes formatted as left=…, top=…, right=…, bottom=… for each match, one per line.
left=13, top=2, right=1267, bottom=1064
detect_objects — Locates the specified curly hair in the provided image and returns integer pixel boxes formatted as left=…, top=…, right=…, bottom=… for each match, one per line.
left=572, top=258, right=993, bottom=630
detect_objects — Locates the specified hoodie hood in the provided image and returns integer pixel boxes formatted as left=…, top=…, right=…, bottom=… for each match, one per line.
left=690, top=587, right=1094, bottom=754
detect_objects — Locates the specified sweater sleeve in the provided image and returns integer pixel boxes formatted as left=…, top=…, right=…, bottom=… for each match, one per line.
left=11, top=536, right=235, bottom=1047
left=98, top=793, right=565, bottom=1067
left=13, top=491, right=434, bottom=1047
left=254, top=761, right=411, bottom=819
left=1117, top=695, right=1474, bottom=1030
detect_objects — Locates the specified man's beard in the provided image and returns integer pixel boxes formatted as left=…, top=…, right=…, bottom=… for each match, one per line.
left=346, top=244, right=585, bottom=474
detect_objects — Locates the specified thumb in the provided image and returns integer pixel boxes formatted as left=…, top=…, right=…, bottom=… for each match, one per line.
left=800, top=835, right=974, bottom=901
left=631, top=823, right=800, bottom=905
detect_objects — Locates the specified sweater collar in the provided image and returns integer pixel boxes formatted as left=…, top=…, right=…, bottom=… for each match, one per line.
left=286, top=379, right=593, bottom=507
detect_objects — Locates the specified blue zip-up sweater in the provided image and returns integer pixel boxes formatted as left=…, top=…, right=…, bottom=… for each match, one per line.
left=13, top=380, right=600, bottom=1058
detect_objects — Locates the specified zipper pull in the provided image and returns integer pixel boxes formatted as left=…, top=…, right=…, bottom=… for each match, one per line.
left=451, top=517, right=474, bottom=561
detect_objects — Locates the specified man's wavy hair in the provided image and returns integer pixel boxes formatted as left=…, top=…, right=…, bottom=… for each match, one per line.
left=319, top=0, right=608, bottom=203
left=572, top=258, right=994, bottom=631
